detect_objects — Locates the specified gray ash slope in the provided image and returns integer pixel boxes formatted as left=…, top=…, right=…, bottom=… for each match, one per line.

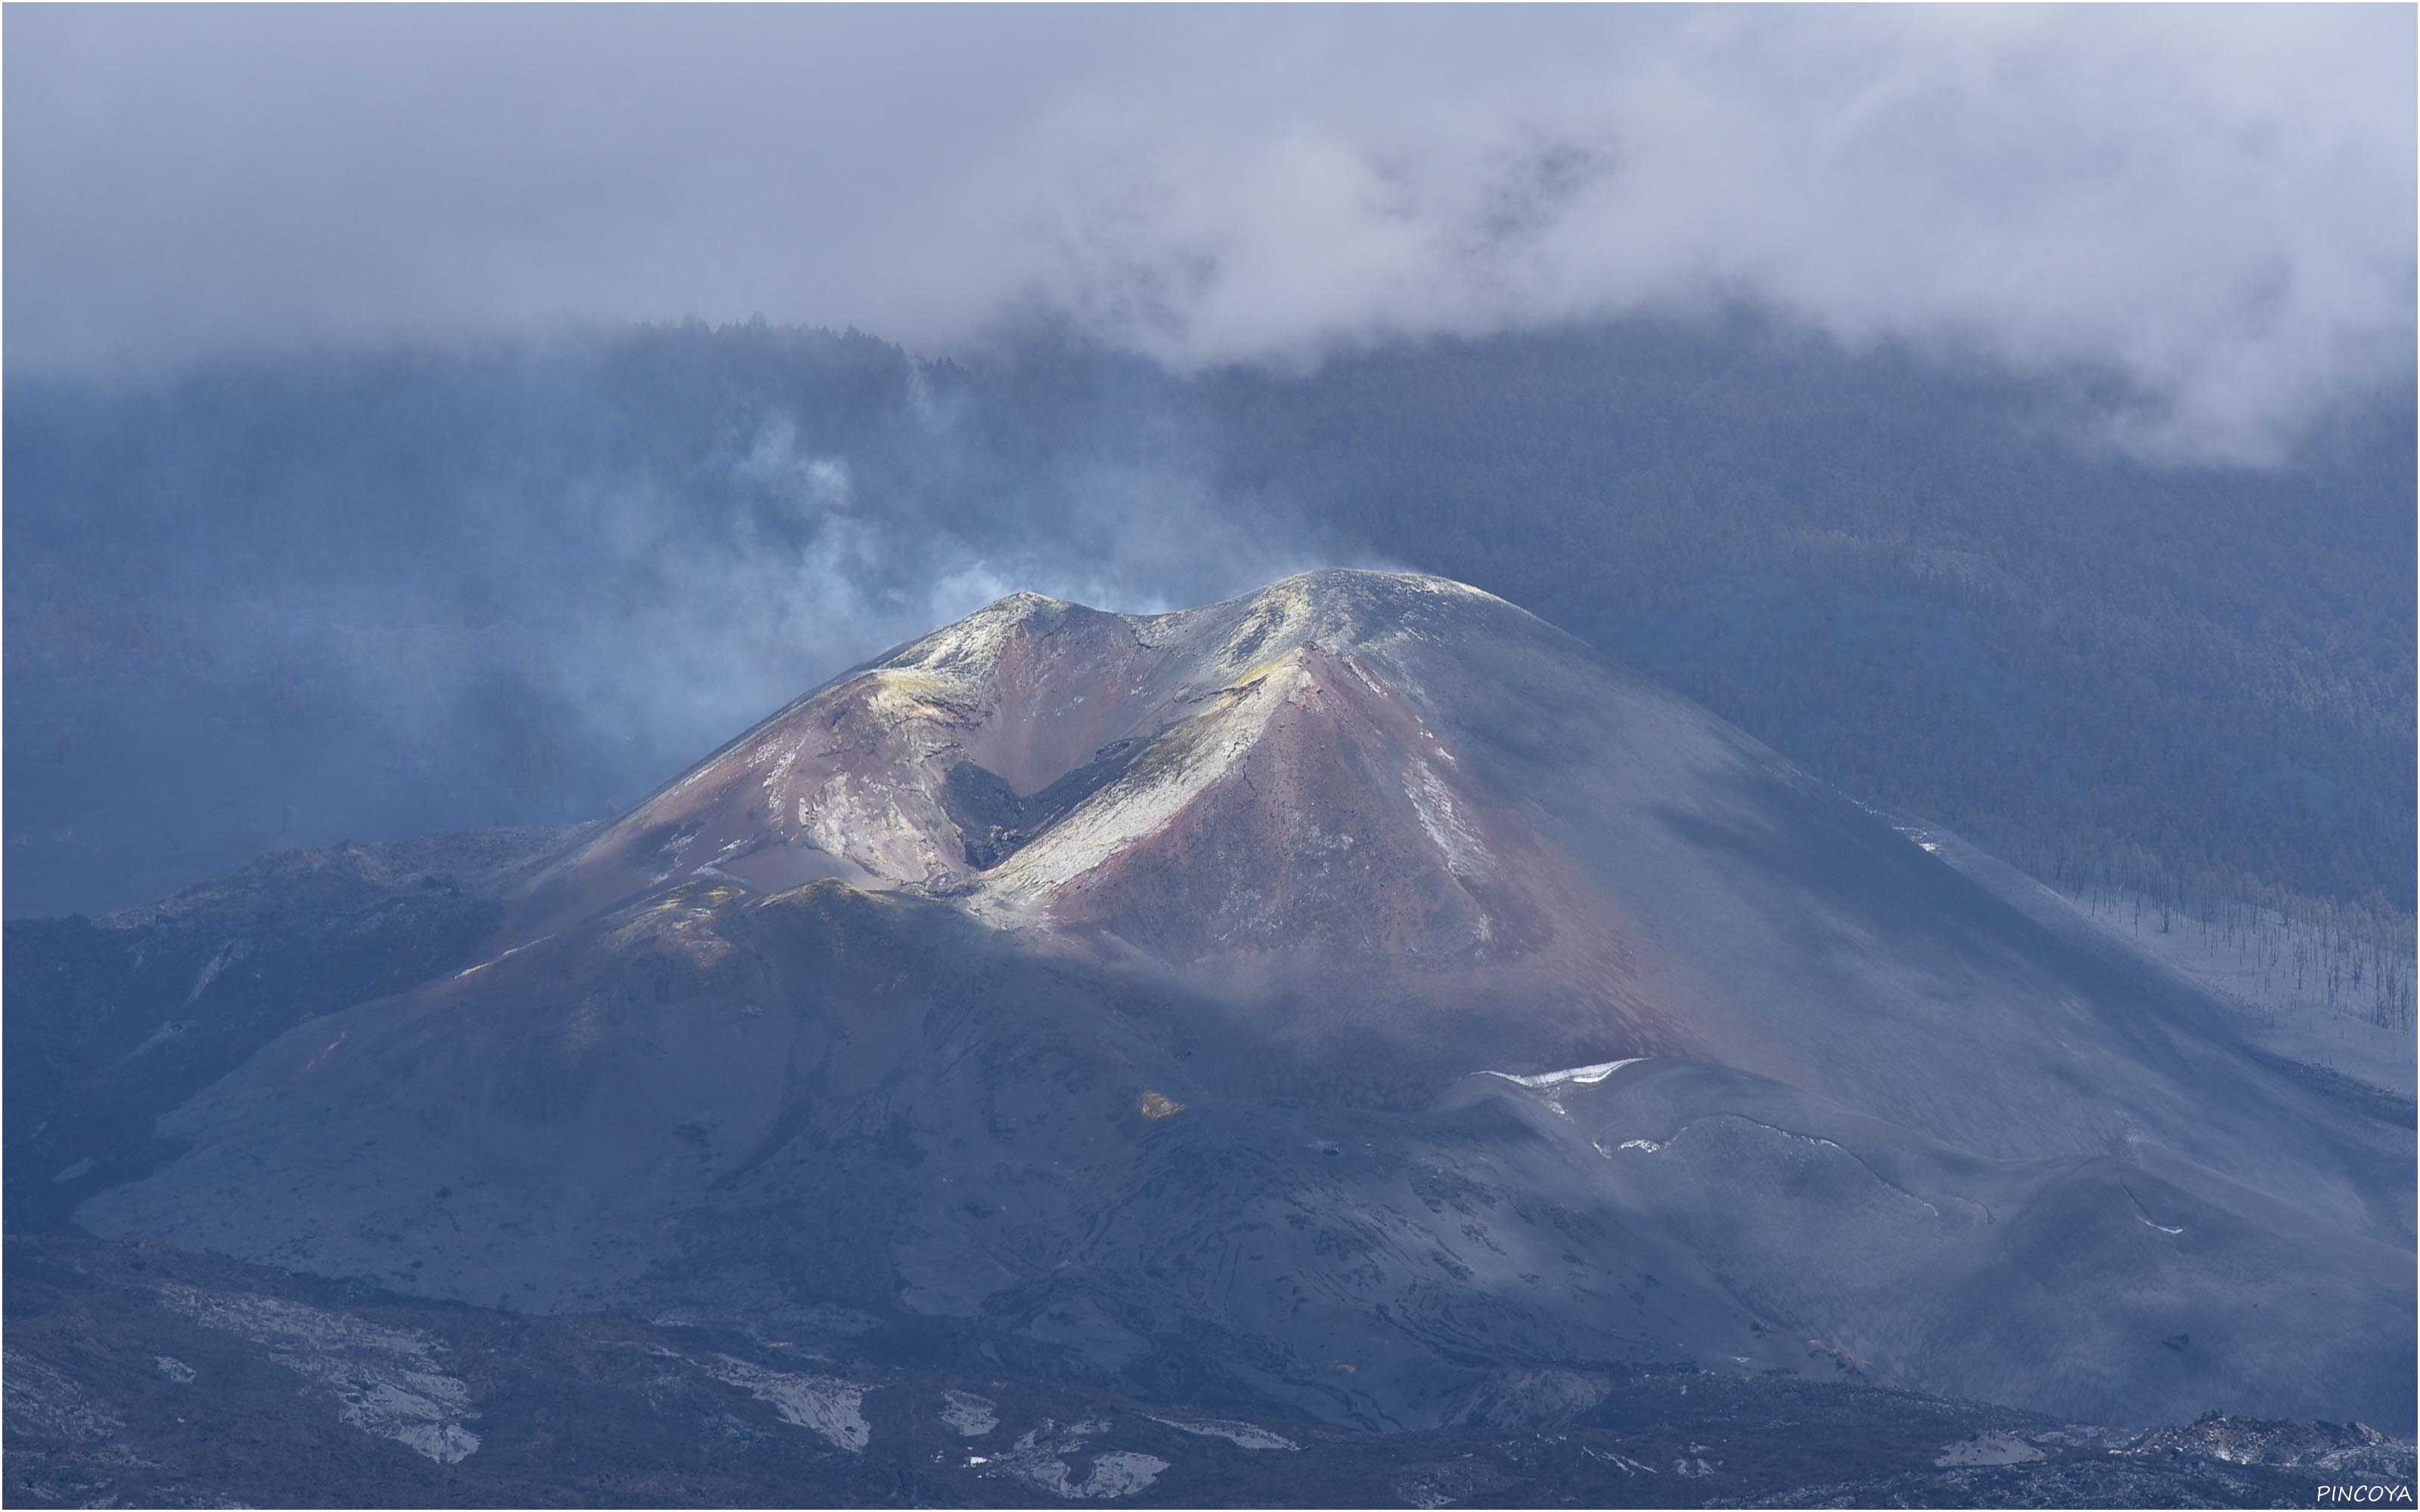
left=42, top=571, right=2418, bottom=1442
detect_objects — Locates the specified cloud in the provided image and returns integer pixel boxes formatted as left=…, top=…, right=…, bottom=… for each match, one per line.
left=5, top=5, right=2412, bottom=461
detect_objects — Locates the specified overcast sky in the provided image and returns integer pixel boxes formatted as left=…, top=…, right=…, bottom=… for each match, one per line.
left=6, top=4, right=2413, bottom=462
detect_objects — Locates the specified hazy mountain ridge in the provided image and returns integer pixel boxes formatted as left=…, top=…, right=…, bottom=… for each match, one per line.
left=4, top=826, right=582, bottom=1235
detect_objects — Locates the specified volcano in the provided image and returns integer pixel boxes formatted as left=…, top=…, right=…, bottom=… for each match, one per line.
left=67, top=571, right=2415, bottom=1434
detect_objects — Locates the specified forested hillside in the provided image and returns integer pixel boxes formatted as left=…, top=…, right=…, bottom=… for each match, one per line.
left=8, top=319, right=2411, bottom=961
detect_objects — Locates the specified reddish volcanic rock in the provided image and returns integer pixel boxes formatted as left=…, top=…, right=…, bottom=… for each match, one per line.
left=504, top=573, right=1714, bottom=1088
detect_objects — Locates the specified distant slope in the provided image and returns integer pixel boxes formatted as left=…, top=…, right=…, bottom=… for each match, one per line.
left=1872, top=807, right=2416, bottom=1100
left=3, top=826, right=579, bottom=1231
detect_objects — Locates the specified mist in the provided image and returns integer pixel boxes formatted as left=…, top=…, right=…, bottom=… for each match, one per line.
left=7, top=5, right=2412, bottom=463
